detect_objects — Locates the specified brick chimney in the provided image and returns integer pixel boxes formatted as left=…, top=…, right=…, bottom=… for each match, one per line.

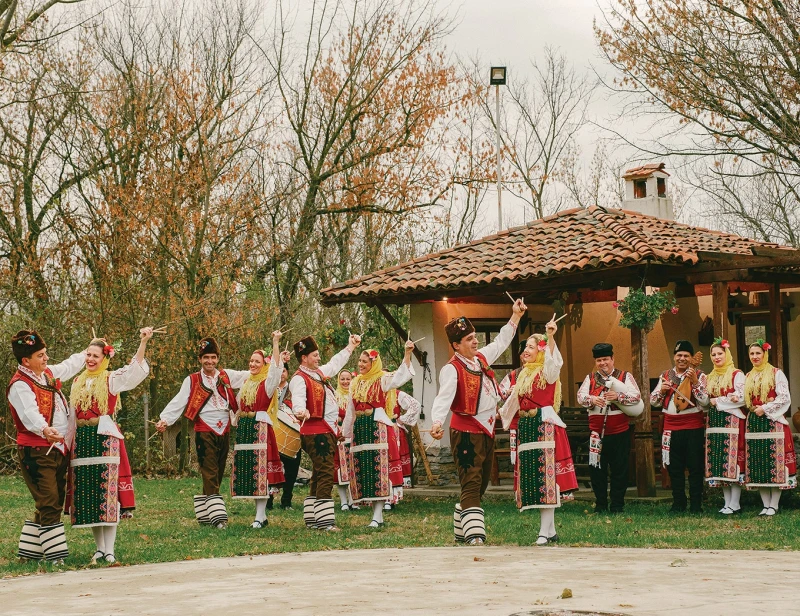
left=621, top=162, right=674, bottom=220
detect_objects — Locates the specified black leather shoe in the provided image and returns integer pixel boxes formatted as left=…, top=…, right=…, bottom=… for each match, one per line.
left=266, top=496, right=274, bottom=511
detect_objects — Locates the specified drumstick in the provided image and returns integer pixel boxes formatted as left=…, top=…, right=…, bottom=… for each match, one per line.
left=91, top=327, right=97, bottom=339
left=505, top=291, right=516, bottom=303
left=46, top=442, right=56, bottom=455
left=554, top=313, right=568, bottom=323
left=411, top=337, right=425, bottom=344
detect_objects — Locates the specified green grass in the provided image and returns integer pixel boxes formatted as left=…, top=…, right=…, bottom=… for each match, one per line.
left=1, top=475, right=798, bottom=577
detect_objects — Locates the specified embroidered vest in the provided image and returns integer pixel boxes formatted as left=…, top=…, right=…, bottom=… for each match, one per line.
left=184, top=370, right=238, bottom=421
left=239, top=380, right=273, bottom=414
left=293, top=369, right=328, bottom=419
left=449, top=352, right=496, bottom=417
left=7, top=369, right=62, bottom=447
left=661, top=369, right=701, bottom=410
left=353, top=380, right=388, bottom=413
left=587, top=369, right=630, bottom=435
left=747, top=368, right=778, bottom=409
left=75, top=379, right=119, bottom=421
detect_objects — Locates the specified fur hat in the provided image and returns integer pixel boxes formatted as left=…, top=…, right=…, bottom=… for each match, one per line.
left=294, top=336, right=319, bottom=362
left=592, top=343, right=614, bottom=359
left=11, top=330, right=46, bottom=363
left=673, top=340, right=694, bottom=355
left=198, top=337, right=220, bottom=358
left=445, top=316, right=475, bottom=345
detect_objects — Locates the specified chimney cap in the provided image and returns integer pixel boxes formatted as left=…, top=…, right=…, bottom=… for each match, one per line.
left=622, top=162, right=669, bottom=180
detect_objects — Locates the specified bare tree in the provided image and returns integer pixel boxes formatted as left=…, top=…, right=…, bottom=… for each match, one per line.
left=0, top=0, right=90, bottom=52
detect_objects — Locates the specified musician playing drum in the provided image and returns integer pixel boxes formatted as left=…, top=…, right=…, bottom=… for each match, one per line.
left=650, top=340, right=709, bottom=513
left=577, top=343, right=641, bottom=514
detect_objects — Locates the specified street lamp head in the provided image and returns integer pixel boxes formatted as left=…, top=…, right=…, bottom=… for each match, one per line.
left=490, top=66, right=507, bottom=85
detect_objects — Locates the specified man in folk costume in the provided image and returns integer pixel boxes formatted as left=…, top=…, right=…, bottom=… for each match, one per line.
left=499, top=323, right=578, bottom=545
left=577, top=343, right=641, bottom=514
left=430, top=299, right=526, bottom=545
left=230, top=331, right=291, bottom=528
left=341, top=342, right=415, bottom=527
left=290, top=334, right=361, bottom=531
left=156, top=337, right=249, bottom=528
left=743, top=340, right=796, bottom=515
left=705, top=338, right=747, bottom=515
left=650, top=340, right=709, bottom=513
left=8, top=330, right=85, bottom=563
left=68, top=329, right=153, bottom=564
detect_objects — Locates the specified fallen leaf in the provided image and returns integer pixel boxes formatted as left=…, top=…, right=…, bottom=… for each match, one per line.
left=670, top=558, right=687, bottom=567
left=473, top=556, right=485, bottom=562
left=619, top=603, right=634, bottom=608
left=560, top=588, right=573, bottom=599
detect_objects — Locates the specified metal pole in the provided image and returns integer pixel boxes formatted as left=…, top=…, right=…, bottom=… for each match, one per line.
left=143, top=392, right=150, bottom=470
left=496, top=83, right=502, bottom=231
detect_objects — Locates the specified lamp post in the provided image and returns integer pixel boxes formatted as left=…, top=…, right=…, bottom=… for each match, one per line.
left=490, top=66, right=507, bottom=231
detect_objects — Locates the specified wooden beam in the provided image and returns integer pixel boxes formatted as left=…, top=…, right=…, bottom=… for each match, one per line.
left=373, top=300, right=426, bottom=365
left=751, top=246, right=800, bottom=258
left=711, top=281, right=729, bottom=340
left=685, top=269, right=749, bottom=285
left=693, top=254, right=800, bottom=270
left=631, top=325, right=656, bottom=497
left=769, top=283, right=785, bottom=370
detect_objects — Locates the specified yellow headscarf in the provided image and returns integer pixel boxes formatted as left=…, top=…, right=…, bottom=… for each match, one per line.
left=707, top=343, right=735, bottom=397
left=70, top=343, right=112, bottom=415
left=744, top=344, right=775, bottom=409
left=350, top=350, right=398, bottom=417
left=513, top=335, right=562, bottom=414
left=240, top=351, right=270, bottom=407
left=335, top=371, right=351, bottom=409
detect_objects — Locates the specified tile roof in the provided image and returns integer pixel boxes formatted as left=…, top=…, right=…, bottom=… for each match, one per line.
left=320, top=206, right=797, bottom=305
left=622, top=162, right=670, bottom=180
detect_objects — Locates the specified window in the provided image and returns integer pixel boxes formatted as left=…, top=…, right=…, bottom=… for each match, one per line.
left=735, top=310, right=789, bottom=373
left=634, top=179, right=647, bottom=198
left=657, top=177, right=666, bottom=198
left=471, top=320, right=519, bottom=384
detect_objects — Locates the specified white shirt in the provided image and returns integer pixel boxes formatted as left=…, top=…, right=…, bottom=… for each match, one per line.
left=430, top=320, right=517, bottom=434
left=757, top=369, right=791, bottom=425
left=498, top=344, right=564, bottom=430
left=8, top=352, right=86, bottom=454
left=288, top=347, right=352, bottom=432
left=396, top=390, right=421, bottom=431
left=160, top=368, right=250, bottom=435
left=76, top=358, right=150, bottom=402
left=342, top=361, right=415, bottom=438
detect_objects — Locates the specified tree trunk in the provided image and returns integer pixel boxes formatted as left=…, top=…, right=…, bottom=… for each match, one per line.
left=631, top=325, right=656, bottom=496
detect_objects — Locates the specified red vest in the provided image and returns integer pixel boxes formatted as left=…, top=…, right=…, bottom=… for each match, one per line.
left=293, top=369, right=333, bottom=435
left=449, top=353, right=496, bottom=417
left=587, top=370, right=630, bottom=435
left=661, top=369, right=705, bottom=431
left=184, top=370, right=238, bottom=421
left=7, top=368, right=63, bottom=447
left=75, top=380, right=119, bottom=421
left=748, top=368, right=778, bottom=409
left=353, top=380, right=388, bottom=412
left=239, top=380, right=274, bottom=414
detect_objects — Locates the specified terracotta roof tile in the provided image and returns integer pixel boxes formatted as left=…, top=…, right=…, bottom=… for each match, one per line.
left=622, top=162, right=670, bottom=180
left=321, top=206, right=796, bottom=304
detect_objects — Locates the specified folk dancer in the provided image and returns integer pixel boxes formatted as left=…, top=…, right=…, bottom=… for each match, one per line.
left=394, top=390, right=422, bottom=492
left=577, top=343, right=641, bottom=514
left=267, top=363, right=302, bottom=510
left=334, top=369, right=358, bottom=511
left=499, top=321, right=578, bottom=545
left=650, top=340, right=709, bottom=513
left=429, top=299, right=526, bottom=546
left=230, top=331, right=290, bottom=528
left=704, top=337, right=746, bottom=515
left=342, top=342, right=416, bottom=527
left=68, top=329, right=153, bottom=564
left=290, top=334, right=360, bottom=531
left=156, top=338, right=249, bottom=528
left=8, top=330, right=85, bottom=563
left=743, top=340, right=796, bottom=515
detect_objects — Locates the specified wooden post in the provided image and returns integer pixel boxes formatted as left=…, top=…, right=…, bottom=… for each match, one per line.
left=769, top=282, right=784, bottom=370
left=711, top=281, right=729, bottom=339
left=143, top=392, right=150, bottom=470
left=631, top=325, right=657, bottom=496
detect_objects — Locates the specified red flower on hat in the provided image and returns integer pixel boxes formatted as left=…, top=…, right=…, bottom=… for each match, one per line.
left=721, top=339, right=730, bottom=349
left=367, top=350, right=379, bottom=360
left=103, top=344, right=116, bottom=359
left=762, top=342, right=772, bottom=350
left=537, top=339, right=547, bottom=351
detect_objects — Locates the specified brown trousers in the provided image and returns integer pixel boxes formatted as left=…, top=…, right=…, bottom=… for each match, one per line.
left=450, top=429, right=494, bottom=509
left=302, top=433, right=337, bottom=500
left=195, top=431, right=229, bottom=495
left=18, top=446, right=68, bottom=526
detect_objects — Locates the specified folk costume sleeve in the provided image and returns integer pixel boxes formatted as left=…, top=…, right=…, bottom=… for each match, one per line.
left=225, top=369, right=251, bottom=391
left=576, top=375, right=592, bottom=408
left=693, top=372, right=710, bottom=407
left=107, top=358, right=150, bottom=395
left=342, top=396, right=356, bottom=440
left=721, top=371, right=746, bottom=406
left=288, top=374, right=307, bottom=415
left=650, top=376, right=666, bottom=409
left=477, top=320, right=517, bottom=366
left=762, top=370, right=791, bottom=422
left=263, top=356, right=283, bottom=398
left=396, top=391, right=421, bottom=428
left=618, top=372, right=642, bottom=406
left=48, top=352, right=87, bottom=382
left=430, top=363, right=458, bottom=427
left=8, top=382, right=47, bottom=436
left=160, top=376, right=192, bottom=426
left=498, top=373, right=513, bottom=400
left=380, top=360, right=415, bottom=392
left=541, top=344, right=563, bottom=384
left=319, top=347, right=352, bottom=379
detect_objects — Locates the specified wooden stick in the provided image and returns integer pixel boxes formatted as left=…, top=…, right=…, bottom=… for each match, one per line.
left=279, top=326, right=293, bottom=335
left=554, top=313, right=568, bottom=323
left=411, top=337, right=426, bottom=344
left=505, top=291, right=516, bottom=303
left=91, top=327, right=96, bottom=339
left=46, top=442, right=56, bottom=455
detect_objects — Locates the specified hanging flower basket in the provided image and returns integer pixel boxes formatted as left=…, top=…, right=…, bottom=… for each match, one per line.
left=613, top=288, right=677, bottom=332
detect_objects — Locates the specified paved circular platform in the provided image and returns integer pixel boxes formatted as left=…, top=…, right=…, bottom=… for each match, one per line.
left=1, top=546, right=796, bottom=615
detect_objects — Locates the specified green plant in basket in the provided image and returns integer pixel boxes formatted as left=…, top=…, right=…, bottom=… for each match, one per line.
left=613, top=288, right=678, bottom=332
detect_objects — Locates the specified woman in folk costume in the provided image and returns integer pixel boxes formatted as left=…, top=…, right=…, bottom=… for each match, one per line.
left=743, top=340, right=797, bottom=515
left=499, top=318, right=577, bottom=546
left=334, top=369, right=358, bottom=511
left=69, top=328, right=154, bottom=564
left=393, top=390, right=421, bottom=492
left=342, top=340, right=416, bottom=528
left=704, top=337, right=747, bottom=515
left=230, top=330, right=289, bottom=528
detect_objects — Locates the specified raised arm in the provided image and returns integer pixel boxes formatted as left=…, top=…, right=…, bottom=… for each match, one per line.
left=320, top=334, right=360, bottom=378
left=381, top=360, right=415, bottom=392
left=541, top=344, right=563, bottom=384
left=48, top=351, right=87, bottom=382
left=478, top=299, right=526, bottom=365
left=263, top=330, right=284, bottom=397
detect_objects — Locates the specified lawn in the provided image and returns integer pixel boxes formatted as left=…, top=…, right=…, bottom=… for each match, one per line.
left=1, top=475, right=798, bottom=577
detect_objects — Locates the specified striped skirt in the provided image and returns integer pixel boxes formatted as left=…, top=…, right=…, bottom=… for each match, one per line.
left=745, top=414, right=797, bottom=489
left=231, top=417, right=285, bottom=498
left=351, top=414, right=393, bottom=502
left=70, top=425, right=121, bottom=527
